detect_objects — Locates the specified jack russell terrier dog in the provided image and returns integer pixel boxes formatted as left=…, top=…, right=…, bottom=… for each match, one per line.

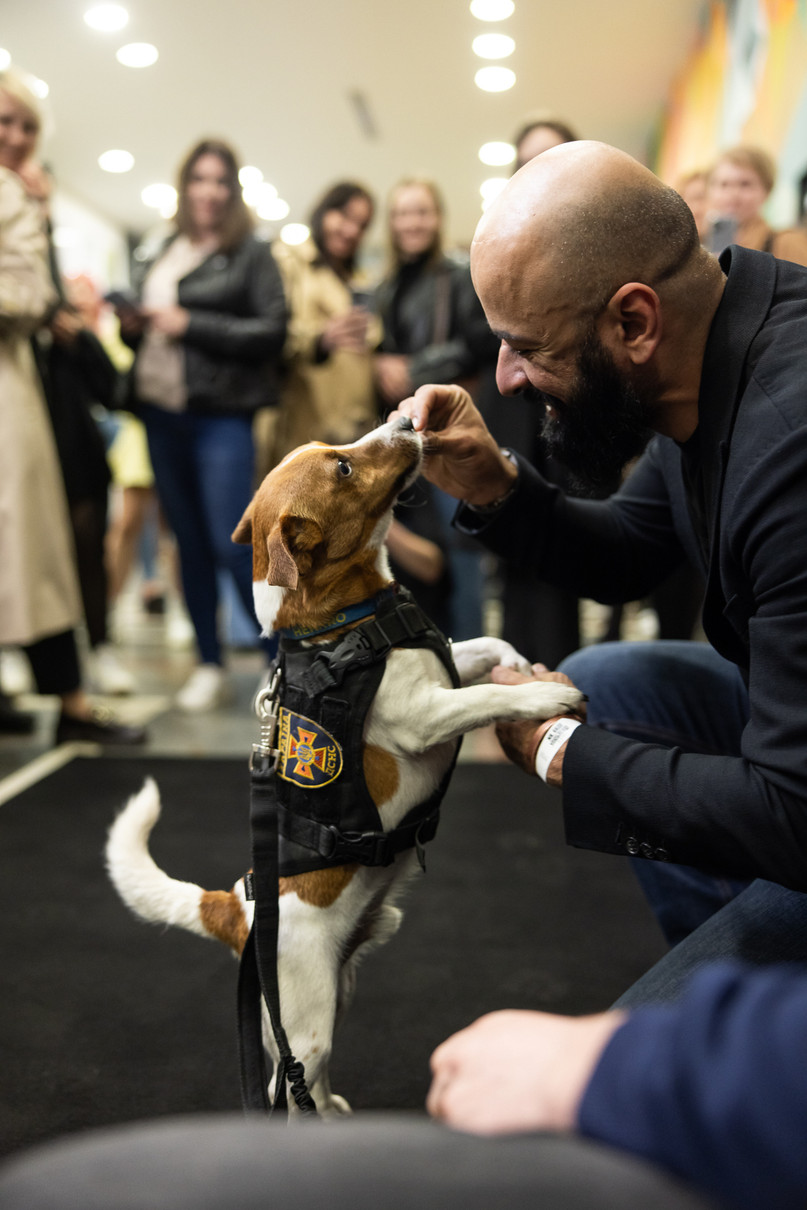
left=106, top=415, right=584, bottom=1116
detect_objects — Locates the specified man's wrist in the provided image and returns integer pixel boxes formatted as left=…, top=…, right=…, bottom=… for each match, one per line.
left=464, top=448, right=518, bottom=513
left=535, top=717, right=582, bottom=783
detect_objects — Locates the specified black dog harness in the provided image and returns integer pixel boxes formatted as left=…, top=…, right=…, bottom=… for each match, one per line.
left=238, top=584, right=460, bottom=1114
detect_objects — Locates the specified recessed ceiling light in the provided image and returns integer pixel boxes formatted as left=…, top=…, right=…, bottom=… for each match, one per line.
left=242, top=180, right=277, bottom=208
left=238, top=165, right=263, bottom=187
left=84, top=4, right=129, bottom=32
left=480, top=177, right=508, bottom=201
left=116, top=42, right=158, bottom=68
left=280, top=223, right=310, bottom=246
left=473, top=33, right=515, bottom=59
left=0, top=48, right=11, bottom=71
left=142, top=183, right=177, bottom=217
left=479, top=141, right=516, bottom=166
left=475, top=66, right=516, bottom=92
left=98, top=149, right=134, bottom=173
left=470, top=0, right=514, bottom=20
left=258, top=197, right=290, bottom=222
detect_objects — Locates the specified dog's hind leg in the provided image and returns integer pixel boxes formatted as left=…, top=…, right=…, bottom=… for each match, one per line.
left=273, top=905, right=347, bottom=1117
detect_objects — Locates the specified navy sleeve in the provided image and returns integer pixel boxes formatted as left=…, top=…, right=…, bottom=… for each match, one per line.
left=578, top=963, right=807, bottom=1210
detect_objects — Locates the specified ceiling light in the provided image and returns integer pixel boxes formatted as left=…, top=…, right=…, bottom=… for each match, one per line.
left=470, top=0, right=514, bottom=19
left=280, top=223, right=310, bottom=246
left=473, top=33, right=515, bottom=58
left=142, top=183, right=177, bottom=218
left=29, top=75, right=49, bottom=98
left=98, top=149, right=134, bottom=173
left=257, top=197, right=290, bottom=222
left=242, top=180, right=277, bottom=208
left=475, top=65, right=515, bottom=92
left=479, top=141, right=515, bottom=167
left=84, top=4, right=129, bottom=32
left=480, top=177, right=508, bottom=201
left=116, top=42, right=158, bottom=68
left=238, top=165, right=263, bottom=187
left=0, top=48, right=11, bottom=71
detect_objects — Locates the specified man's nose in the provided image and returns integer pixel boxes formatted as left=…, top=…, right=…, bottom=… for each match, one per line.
left=495, top=343, right=527, bottom=397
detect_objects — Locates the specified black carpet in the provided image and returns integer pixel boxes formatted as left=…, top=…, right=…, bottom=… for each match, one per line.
left=0, top=756, right=666, bottom=1158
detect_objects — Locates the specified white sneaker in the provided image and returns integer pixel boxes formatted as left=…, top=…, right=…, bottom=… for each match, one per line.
left=175, top=664, right=230, bottom=713
left=165, top=601, right=196, bottom=649
left=87, top=644, right=136, bottom=696
left=0, top=648, right=33, bottom=696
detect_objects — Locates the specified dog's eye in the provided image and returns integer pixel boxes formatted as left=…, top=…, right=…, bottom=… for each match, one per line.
left=336, top=458, right=353, bottom=478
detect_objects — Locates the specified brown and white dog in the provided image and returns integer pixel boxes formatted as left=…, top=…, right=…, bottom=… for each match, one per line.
left=106, top=416, right=583, bottom=1115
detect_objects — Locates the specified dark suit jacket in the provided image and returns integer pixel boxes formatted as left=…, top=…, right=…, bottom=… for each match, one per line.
left=458, top=246, right=807, bottom=889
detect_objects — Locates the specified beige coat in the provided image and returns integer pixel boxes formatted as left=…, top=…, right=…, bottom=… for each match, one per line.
left=0, top=168, right=82, bottom=646
left=255, top=239, right=381, bottom=475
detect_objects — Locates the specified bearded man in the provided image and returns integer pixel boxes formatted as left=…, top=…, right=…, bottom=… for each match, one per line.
left=394, top=139, right=807, bottom=983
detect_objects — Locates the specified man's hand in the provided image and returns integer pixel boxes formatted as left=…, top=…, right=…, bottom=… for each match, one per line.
left=493, top=663, right=584, bottom=784
left=427, top=1008, right=626, bottom=1136
left=49, top=307, right=84, bottom=346
left=392, top=383, right=516, bottom=507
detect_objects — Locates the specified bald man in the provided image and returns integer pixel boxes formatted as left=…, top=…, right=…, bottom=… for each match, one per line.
left=393, top=140, right=807, bottom=970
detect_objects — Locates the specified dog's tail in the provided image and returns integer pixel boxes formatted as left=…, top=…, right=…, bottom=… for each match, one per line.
left=106, top=778, right=214, bottom=941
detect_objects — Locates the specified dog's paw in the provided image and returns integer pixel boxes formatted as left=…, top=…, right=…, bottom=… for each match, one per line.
left=452, top=636, right=532, bottom=685
left=320, top=1093, right=352, bottom=1118
left=513, top=681, right=585, bottom=721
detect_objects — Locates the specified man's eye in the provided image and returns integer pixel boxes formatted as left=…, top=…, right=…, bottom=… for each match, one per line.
left=336, top=458, right=352, bottom=477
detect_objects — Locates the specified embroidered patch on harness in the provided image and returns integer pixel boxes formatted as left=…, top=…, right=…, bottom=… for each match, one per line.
left=276, top=708, right=343, bottom=788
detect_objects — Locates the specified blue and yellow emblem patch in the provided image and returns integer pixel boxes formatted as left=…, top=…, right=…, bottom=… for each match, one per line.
left=276, top=708, right=343, bottom=788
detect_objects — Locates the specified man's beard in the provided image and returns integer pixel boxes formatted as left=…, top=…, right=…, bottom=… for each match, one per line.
left=528, top=329, right=656, bottom=496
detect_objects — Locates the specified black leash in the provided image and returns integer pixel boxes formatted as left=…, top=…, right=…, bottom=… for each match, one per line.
left=237, top=672, right=317, bottom=1116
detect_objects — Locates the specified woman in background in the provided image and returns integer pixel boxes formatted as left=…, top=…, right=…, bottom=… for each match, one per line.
left=119, top=138, right=287, bottom=712
left=706, top=145, right=807, bottom=264
left=374, top=178, right=497, bottom=640
left=255, top=180, right=379, bottom=473
left=0, top=67, right=142, bottom=743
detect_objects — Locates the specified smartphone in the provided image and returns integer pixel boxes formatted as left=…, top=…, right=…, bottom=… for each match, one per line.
left=104, top=288, right=140, bottom=312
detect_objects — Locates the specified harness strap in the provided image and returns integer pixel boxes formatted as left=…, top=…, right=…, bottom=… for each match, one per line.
left=301, top=600, right=432, bottom=696
left=279, top=802, right=440, bottom=869
left=237, top=756, right=317, bottom=1116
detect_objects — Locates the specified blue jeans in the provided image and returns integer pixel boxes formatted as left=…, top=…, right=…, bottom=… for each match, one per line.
left=141, top=406, right=269, bottom=666
left=558, top=641, right=751, bottom=946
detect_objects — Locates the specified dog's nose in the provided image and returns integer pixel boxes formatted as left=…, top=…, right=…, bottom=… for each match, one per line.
left=397, top=414, right=414, bottom=432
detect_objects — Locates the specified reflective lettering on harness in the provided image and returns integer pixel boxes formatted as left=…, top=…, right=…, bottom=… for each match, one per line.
left=277, top=707, right=343, bottom=789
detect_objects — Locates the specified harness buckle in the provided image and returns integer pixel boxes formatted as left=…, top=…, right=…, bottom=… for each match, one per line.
left=321, top=827, right=393, bottom=866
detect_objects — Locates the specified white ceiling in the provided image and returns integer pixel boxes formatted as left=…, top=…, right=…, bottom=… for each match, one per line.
left=4, top=0, right=706, bottom=248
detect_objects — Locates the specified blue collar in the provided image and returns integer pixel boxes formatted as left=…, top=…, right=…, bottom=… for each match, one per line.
left=278, top=588, right=396, bottom=642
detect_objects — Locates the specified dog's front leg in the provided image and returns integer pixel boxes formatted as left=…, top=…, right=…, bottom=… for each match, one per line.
left=451, top=637, right=533, bottom=686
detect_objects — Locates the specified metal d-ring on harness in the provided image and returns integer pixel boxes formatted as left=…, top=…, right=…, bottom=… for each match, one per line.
left=237, top=668, right=318, bottom=1116
left=236, top=586, right=460, bottom=1116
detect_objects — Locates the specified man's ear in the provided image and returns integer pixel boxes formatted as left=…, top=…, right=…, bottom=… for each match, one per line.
left=600, top=283, right=661, bottom=365
left=265, top=515, right=323, bottom=588
left=231, top=499, right=254, bottom=545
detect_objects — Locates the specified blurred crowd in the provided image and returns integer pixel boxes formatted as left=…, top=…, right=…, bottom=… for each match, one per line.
left=3, top=62, right=807, bottom=743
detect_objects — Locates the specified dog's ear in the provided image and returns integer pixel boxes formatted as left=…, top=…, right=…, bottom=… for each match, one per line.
left=231, top=499, right=254, bottom=545
left=266, top=515, right=323, bottom=588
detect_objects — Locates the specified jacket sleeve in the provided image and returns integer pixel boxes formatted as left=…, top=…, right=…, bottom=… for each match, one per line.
left=183, top=241, right=287, bottom=362
left=578, top=963, right=807, bottom=1210
left=455, top=437, right=691, bottom=604
left=408, top=265, right=500, bottom=389
left=563, top=424, right=807, bottom=888
left=0, top=172, right=57, bottom=337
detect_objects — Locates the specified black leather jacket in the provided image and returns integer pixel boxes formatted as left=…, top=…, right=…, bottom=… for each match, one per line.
left=374, top=254, right=499, bottom=389
left=128, top=233, right=287, bottom=415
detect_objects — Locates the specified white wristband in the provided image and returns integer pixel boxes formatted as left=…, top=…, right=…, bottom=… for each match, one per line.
left=535, top=718, right=582, bottom=782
